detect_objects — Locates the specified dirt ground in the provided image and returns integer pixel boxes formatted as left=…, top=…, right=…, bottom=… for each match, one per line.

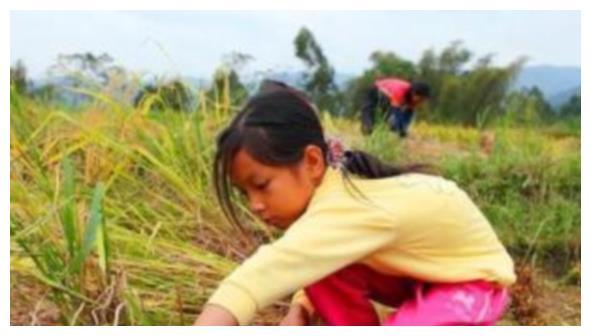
left=11, top=269, right=580, bottom=326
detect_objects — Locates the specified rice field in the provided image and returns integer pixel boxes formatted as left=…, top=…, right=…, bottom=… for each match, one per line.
left=10, top=86, right=580, bottom=325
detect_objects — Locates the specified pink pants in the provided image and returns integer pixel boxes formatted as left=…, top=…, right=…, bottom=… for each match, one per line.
left=304, top=264, right=510, bottom=326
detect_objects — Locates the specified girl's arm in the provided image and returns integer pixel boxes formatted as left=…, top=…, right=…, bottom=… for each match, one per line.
left=194, top=304, right=239, bottom=326
left=205, top=196, right=398, bottom=325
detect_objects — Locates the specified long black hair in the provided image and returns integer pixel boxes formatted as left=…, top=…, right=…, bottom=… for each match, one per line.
left=214, top=81, right=428, bottom=230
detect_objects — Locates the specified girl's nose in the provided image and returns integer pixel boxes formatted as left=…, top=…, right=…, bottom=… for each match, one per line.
left=249, top=199, right=265, bottom=214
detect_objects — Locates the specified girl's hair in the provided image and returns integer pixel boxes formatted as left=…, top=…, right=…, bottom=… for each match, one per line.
left=214, top=82, right=428, bottom=230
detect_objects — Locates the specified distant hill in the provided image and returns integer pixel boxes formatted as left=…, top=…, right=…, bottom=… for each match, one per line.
left=263, top=66, right=582, bottom=100
left=513, top=65, right=580, bottom=100
left=548, top=85, right=581, bottom=108
left=28, top=65, right=580, bottom=108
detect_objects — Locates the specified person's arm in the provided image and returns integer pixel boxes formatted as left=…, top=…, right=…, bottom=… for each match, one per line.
left=194, top=304, right=238, bottom=326
left=194, top=294, right=311, bottom=326
left=279, top=303, right=311, bottom=326
left=204, top=198, right=399, bottom=325
left=279, top=290, right=315, bottom=326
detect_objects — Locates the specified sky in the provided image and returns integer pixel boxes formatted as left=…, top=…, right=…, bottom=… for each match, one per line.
left=10, top=11, right=581, bottom=79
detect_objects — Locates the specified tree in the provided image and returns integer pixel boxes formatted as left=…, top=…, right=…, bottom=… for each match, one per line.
left=559, top=94, right=581, bottom=120
left=437, top=40, right=471, bottom=75
left=10, top=60, right=28, bottom=94
left=31, top=83, right=58, bottom=102
left=415, top=41, right=524, bottom=125
left=458, top=55, right=526, bottom=125
left=344, top=51, right=416, bottom=118
left=526, top=86, right=555, bottom=122
left=49, top=52, right=116, bottom=88
left=134, top=79, right=193, bottom=112
left=47, top=52, right=136, bottom=106
left=294, top=27, right=340, bottom=114
left=503, top=86, right=555, bottom=126
left=415, top=41, right=473, bottom=122
left=368, top=51, right=416, bottom=79
left=207, top=52, right=253, bottom=109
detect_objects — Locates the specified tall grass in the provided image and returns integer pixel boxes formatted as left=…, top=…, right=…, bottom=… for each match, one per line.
left=11, top=83, right=250, bottom=325
left=10, top=84, right=580, bottom=325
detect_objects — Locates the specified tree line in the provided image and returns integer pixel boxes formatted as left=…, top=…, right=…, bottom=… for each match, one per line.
left=11, top=27, right=580, bottom=127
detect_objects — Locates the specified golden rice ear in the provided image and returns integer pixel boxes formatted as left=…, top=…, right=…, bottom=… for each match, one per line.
left=480, top=130, right=496, bottom=155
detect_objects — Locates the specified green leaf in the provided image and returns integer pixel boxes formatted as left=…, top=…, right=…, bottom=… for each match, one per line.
left=70, top=183, right=105, bottom=274
left=60, top=156, right=78, bottom=259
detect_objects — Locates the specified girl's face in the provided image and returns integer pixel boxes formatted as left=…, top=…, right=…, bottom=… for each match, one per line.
left=410, top=94, right=427, bottom=108
left=230, top=145, right=326, bottom=230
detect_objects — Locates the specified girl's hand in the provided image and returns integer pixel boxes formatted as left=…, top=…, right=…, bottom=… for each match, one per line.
left=194, top=305, right=239, bottom=326
left=279, top=303, right=310, bottom=326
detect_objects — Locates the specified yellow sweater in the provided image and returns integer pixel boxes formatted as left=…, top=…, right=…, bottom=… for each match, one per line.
left=207, top=167, right=516, bottom=325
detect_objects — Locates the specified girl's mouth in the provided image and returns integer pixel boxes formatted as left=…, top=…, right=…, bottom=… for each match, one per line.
left=264, top=217, right=281, bottom=226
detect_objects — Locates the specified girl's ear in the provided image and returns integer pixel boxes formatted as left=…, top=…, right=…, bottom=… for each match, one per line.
left=302, top=144, right=326, bottom=184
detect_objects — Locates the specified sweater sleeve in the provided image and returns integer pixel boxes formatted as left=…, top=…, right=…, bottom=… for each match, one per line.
left=206, top=199, right=398, bottom=325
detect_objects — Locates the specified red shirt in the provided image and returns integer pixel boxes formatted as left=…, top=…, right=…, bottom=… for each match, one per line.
left=375, top=78, right=411, bottom=107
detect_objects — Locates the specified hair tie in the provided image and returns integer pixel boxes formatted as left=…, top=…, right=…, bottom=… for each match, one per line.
left=326, top=137, right=346, bottom=169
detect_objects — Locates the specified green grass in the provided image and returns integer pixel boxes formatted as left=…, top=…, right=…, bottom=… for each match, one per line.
left=10, top=86, right=580, bottom=325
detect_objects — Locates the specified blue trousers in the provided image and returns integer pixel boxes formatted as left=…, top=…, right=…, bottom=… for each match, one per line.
left=388, top=107, right=414, bottom=138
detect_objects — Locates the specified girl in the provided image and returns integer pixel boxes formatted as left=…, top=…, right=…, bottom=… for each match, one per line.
left=194, top=84, right=515, bottom=326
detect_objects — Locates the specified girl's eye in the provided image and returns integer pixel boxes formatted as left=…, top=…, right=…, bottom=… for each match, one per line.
left=254, top=180, right=269, bottom=190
